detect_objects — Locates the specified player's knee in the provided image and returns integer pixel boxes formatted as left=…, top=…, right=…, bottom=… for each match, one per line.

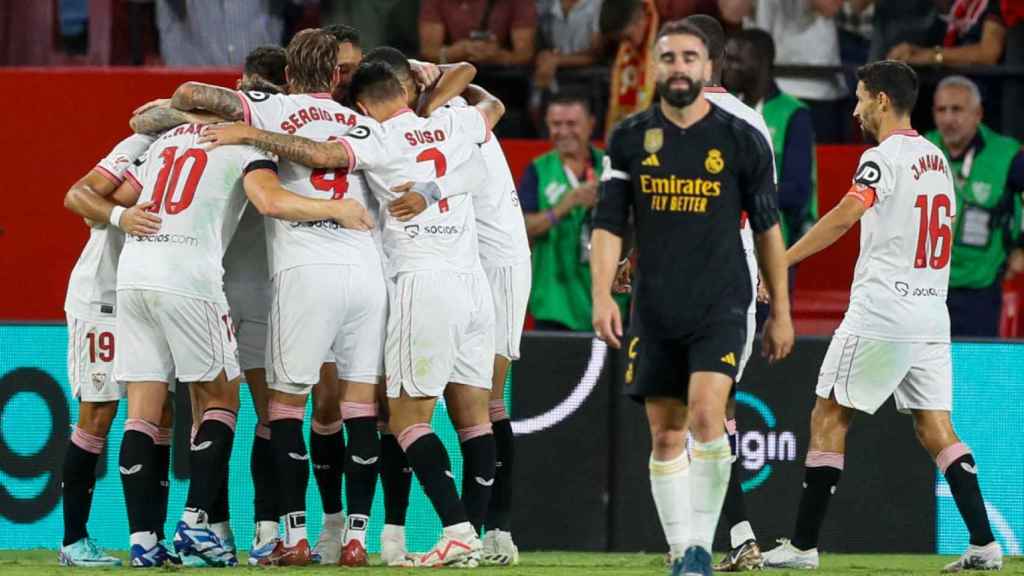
left=77, top=401, right=118, bottom=437
left=650, top=427, right=686, bottom=457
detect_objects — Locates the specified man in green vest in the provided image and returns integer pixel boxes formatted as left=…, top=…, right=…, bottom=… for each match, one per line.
left=723, top=28, right=818, bottom=250
left=929, top=75, right=1024, bottom=337
left=519, top=93, right=625, bottom=330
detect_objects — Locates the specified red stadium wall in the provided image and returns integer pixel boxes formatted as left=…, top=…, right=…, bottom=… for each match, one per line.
left=0, top=68, right=865, bottom=322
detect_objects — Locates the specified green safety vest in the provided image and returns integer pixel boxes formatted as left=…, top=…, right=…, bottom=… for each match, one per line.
left=529, top=147, right=624, bottom=331
left=762, top=92, right=819, bottom=246
left=927, top=124, right=1022, bottom=289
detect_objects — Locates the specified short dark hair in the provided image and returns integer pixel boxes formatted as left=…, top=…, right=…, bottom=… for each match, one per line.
left=362, top=46, right=413, bottom=82
left=243, top=46, right=287, bottom=88
left=683, top=15, right=724, bottom=62
left=735, top=28, right=775, bottom=66
left=323, top=23, right=360, bottom=46
left=546, top=91, right=593, bottom=116
left=349, top=61, right=406, bottom=104
left=856, top=60, right=919, bottom=115
left=286, top=28, right=338, bottom=93
left=655, top=19, right=709, bottom=50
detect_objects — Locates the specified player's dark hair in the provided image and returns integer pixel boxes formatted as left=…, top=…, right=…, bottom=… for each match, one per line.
left=655, top=19, right=709, bottom=50
left=349, top=61, right=406, bottom=104
left=285, top=28, right=338, bottom=93
left=683, top=15, right=724, bottom=62
left=546, top=90, right=593, bottom=116
left=856, top=60, right=919, bottom=115
left=243, top=45, right=287, bottom=90
left=323, top=23, right=360, bottom=46
left=735, top=27, right=775, bottom=67
left=362, top=46, right=413, bottom=82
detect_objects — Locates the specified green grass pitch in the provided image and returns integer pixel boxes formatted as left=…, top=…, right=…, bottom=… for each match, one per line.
left=1, top=551, right=1021, bottom=575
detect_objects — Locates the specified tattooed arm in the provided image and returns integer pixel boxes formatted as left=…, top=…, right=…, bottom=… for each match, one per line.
left=130, top=106, right=225, bottom=135
left=171, top=81, right=245, bottom=120
left=200, top=123, right=349, bottom=169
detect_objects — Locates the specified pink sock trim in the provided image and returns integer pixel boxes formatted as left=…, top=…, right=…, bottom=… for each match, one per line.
left=71, top=426, right=106, bottom=455
left=125, top=419, right=159, bottom=442
left=725, top=418, right=737, bottom=436
left=155, top=427, right=172, bottom=447
left=202, top=409, right=237, bottom=432
left=489, top=400, right=509, bottom=422
left=269, top=401, right=304, bottom=422
left=311, top=418, right=343, bottom=435
left=341, top=401, right=378, bottom=420
left=805, top=450, right=845, bottom=470
left=457, top=422, right=493, bottom=443
left=255, top=423, right=271, bottom=440
left=397, top=423, right=432, bottom=452
left=936, top=442, right=971, bottom=475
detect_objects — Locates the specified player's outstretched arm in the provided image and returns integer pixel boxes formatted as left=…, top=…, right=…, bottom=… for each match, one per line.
left=786, top=195, right=867, bottom=267
left=171, top=81, right=245, bottom=120
left=418, top=62, right=477, bottom=117
left=200, top=123, right=349, bottom=169
left=461, top=84, right=506, bottom=132
left=64, top=171, right=161, bottom=234
left=754, top=224, right=795, bottom=362
left=243, top=168, right=372, bottom=230
left=591, top=228, right=624, bottom=348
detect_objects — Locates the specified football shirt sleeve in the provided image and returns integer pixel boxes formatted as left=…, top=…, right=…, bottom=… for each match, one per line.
left=95, top=134, right=156, bottom=185
left=592, top=124, right=632, bottom=236
left=237, top=90, right=287, bottom=130
left=739, top=126, right=780, bottom=234
left=339, top=124, right=387, bottom=173
left=848, top=148, right=893, bottom=209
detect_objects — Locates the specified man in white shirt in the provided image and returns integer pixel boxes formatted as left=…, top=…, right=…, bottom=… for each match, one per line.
left=762, top=61, right=1002, bottom=573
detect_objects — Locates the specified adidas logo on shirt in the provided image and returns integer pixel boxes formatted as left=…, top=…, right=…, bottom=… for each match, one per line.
left=642, top=154, right=660, bottom=167
left=720, top=352, right=737, bottom=367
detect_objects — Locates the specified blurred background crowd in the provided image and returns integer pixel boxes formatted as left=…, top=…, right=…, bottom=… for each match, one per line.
left=3, top=0, right=1023, bottom=339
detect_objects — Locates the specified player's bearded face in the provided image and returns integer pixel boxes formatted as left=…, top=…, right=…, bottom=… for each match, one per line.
left=853, top=82, right=881, bottom=139
left=656, top=72, right=703, bottom=108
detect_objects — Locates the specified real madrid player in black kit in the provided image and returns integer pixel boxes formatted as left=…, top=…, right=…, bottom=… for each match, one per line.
left=591, top=21, right=794, bottom=576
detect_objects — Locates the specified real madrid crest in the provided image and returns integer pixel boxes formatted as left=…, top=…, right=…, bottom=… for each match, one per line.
left=705, top=148, right=724, bottom=174
left=644, top=128, right=663, bottom=154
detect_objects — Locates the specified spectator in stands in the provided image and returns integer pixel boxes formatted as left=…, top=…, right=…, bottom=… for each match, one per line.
left=533, top=0, right=605, bottom=95
left=928, top=75, right=1024, bottom=337
left=888, top=0, right=1007, bottom=65
left=867, top=0, right=943, bottom=62
left=650, top=1, right=750, bottom=32
left=602, top=0, right=659, bottom=137
left=723, top=28, right=818, bottom=250
left=835, top=0, right=873, bottom=66
left=520, top=94, right=615, bottom=331
left=418, top=0, right=536, bottom=65
left=155, top=0, right=290, bottom=66
left=753, top=0, right=849, bottom=143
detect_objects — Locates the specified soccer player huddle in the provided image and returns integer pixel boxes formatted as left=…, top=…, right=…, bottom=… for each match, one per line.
left=60, top=25, right=529, bottom=569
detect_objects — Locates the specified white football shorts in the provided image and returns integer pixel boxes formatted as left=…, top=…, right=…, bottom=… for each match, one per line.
left=816, top=332, right=952, bottom=415
left=115, top=290, right=239, bottom=384
left=386, top=269, right=495, bottom=399
left=483, top=260, right=531, bottom=361
left=267, top=263, right=386, bottom=395
left=225, top=280, right=270, bottom=373
left=66, top=313, right=124, bottom=402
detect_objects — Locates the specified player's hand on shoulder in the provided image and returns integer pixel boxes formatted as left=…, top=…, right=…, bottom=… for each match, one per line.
left=388, top=182, right=430, bottom=222
left=592, top=294, right=623, bottom=349
left=199, top=122, right=254, bottom=149
left=409, top=60, right=442, bottom=90
left=761, top=314, right=794, bottom=364
left=133, top=98, right=171, bottom=116
left=119, top=201, right=162, bottom=236
left=332, top=198, right=374, bottom=231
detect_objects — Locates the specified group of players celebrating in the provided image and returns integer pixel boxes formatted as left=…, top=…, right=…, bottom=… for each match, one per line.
left=590, top=15, right=1003, bottom=576
left=56, top=12, right=1003, bottom=576
left=61, top=24, right=528, bottom=569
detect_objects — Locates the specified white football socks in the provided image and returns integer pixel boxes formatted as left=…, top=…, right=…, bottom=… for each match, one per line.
left=690, top=435, right=732, bottom=552
left=649, top=451, right=691, bottom=560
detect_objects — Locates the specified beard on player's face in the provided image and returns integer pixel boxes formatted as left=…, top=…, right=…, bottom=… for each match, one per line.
left=656, top=73, right=703, bottom=108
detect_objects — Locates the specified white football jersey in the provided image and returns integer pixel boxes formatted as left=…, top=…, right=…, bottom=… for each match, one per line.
left=341, top=107, right=490, bottom=277
left=704, top=87, right=778, bottom=297
left=239, top=90, right=378, bottom=275
left=839, top=130, right=955, bottom=342
left=64, top=133, right=155, bottom=318
left=117, top=123, right=275, bottom=303
left=223, top=201, right=268, bottom=286
left=445, top=98, right=530, bottom=266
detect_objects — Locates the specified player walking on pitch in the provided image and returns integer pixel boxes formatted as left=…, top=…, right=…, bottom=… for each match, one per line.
left=761, top=61, right=1002, bottom=573
left=591, top=20, right=794, bottom=576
